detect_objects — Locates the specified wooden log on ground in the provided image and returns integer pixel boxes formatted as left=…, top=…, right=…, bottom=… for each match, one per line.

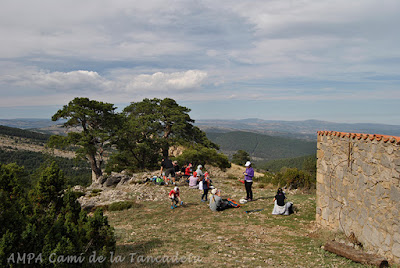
left=324, top=241, right=389, bottom=267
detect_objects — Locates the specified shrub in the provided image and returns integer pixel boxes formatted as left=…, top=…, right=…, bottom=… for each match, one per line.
left=107, top=201, right=137, bottom=211
left=0, top=162, right=116, bottom=267
left=176, top=146, right=231, bottom=170
left=231, top=150, right=250, bottom=165
left=273, top=168, right=315, bottom=190
left=254, top=172, right=275, bottom=185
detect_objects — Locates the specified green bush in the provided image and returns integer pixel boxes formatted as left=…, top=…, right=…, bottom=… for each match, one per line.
left=254, top=172, right=275, bottom=185
left=107, top=201, right=137, bottom=211
left=273, top=168, right=315, bottom=190
left=0, top=162, right=116, bottom=267
left=231, top=150, right=250, bottom=165
left=176, top=146, right=231, bottom=170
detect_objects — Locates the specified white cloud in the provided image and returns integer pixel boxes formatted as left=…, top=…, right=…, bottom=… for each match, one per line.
left=0, top=68, right=208, bottom=96
left=125, top=70, right=207, bottom=91
left=21, top=70, right=107, bottom=90
left=0, top=0, right=400, bottom=123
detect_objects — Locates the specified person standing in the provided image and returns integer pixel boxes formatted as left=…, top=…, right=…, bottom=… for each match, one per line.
left=243, top=161, right=254, bottom=201
left=201, top=172, right=210, bottom=202
left=160, top=156, right=175, bottom=185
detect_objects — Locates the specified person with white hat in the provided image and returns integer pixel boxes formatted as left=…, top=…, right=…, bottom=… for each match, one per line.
left=168, top=186, right=183, bottom=209
left=209, top=188, right=227, bottom=211
left=195, top=165, right=204, bottom=180
left=243, top=161, right=254, bottom=201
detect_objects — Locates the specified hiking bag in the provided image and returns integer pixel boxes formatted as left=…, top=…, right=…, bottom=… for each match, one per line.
left=227, top=198, right=240, bottom=208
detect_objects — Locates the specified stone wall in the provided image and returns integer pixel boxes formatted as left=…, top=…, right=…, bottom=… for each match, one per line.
left=316, top=131, right=400, bottom=263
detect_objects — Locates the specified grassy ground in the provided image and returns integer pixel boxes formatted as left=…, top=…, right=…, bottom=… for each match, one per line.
left=105, top=178, right=374, bottom=267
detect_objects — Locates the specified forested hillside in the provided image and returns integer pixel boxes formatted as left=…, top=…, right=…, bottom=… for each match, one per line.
left=0, top=148, right=91, bottom=187
left=0, top=125, right=50, bottom=143
left=206, top=131, right=316, bottom=161
left=259, top=154, right=316, bottom=173
left=0, top=125, right=90, bottom=186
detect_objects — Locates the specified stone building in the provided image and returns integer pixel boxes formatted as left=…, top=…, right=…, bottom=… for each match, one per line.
left=316, top=131, right=400, bottom=263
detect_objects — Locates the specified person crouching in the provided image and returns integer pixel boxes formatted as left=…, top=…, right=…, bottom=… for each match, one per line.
left=169, top=187, right=183, bottom=209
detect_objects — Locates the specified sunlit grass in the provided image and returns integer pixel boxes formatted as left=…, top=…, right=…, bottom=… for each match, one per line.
left=105, top=179, right=377, bottom=267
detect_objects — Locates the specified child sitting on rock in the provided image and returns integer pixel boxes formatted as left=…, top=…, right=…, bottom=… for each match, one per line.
left=169, top=187, right=183, bottom=209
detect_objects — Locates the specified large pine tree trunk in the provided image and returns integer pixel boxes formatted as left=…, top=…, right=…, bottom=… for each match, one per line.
left=88, top=154, right=103, bottom=184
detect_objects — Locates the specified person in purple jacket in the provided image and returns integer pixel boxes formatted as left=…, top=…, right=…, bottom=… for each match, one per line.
left=243, top=161, right=254, bottom=201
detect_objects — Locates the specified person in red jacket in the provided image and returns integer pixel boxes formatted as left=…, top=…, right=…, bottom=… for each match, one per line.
left=185, top=163, right=192, bottom=176
left=169, top=187, right=183, bottom=209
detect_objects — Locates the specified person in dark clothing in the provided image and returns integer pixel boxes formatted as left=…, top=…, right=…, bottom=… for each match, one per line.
left=201, top=173, right=210, bottom=202
left=272, top=188, right=293, bottom=215
left=160, top=156, right=175, bottom=185
left=274, top=188, right=286, bottom=206
left=173, top=161, right=181, bottom=181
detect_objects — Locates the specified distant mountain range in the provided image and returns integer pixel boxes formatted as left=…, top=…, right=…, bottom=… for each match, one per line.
left=6, top=117, right=398, bottom=165
left=196, top=119, right=400, bottom=140
left=2, top=118, right=400, bottom=140
left=0, top=118, right=63, bottom=129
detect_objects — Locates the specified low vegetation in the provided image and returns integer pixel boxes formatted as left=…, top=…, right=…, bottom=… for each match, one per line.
left=0, top=148, right=91, bottom=187
left=105, top=179, right=367, bottom=267
left=0, top=125, right=50, bottom=143
left=257, top=154, right=317, bottom=173
left=0, top=162, right=115, bottom=267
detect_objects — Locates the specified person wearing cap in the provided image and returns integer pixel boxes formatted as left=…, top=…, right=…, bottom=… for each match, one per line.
left=189, top=171, right=199, bottom=188
left=209, top=188, right=229, bottom=211
left=169, top=187, right=183, bottom=209
left=243, top=161, right=254, bottom=201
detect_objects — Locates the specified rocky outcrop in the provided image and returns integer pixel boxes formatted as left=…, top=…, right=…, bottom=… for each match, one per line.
left=74, top=170, right=167, bottom=211
left=74, top=164, right=264, bottom=211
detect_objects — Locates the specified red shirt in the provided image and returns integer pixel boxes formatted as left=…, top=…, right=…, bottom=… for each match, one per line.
left=185, top=167, right=192, bottom=176
left=169, top=190, right=179, bottom=197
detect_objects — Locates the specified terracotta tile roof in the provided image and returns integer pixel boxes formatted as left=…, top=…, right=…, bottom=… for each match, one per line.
left=317, top=131, right=400, bottom=145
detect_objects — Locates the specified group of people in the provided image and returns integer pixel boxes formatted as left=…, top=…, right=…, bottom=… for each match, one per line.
left=164, top=158, right=254, bottom=211
left=166, top=162, right=213, bottom=209
left=164, top=157, right=293, bottom=215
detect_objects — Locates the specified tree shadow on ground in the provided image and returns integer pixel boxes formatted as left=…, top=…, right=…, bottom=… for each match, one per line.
left=181, top=202, right=201, bottom=208
left=253, top=195, right=275, bottom=200
left=112, top=239, right=182, bottom=268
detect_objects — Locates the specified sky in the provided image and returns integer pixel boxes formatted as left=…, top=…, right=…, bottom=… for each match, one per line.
left=0, top=0, right=399, bottom=125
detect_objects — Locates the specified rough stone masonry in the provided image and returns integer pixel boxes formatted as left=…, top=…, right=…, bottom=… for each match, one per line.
left=316, top=131, right=400, bottom=263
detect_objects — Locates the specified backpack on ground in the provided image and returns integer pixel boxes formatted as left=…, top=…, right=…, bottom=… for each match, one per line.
left=227, top=198, right=240, bottom=208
